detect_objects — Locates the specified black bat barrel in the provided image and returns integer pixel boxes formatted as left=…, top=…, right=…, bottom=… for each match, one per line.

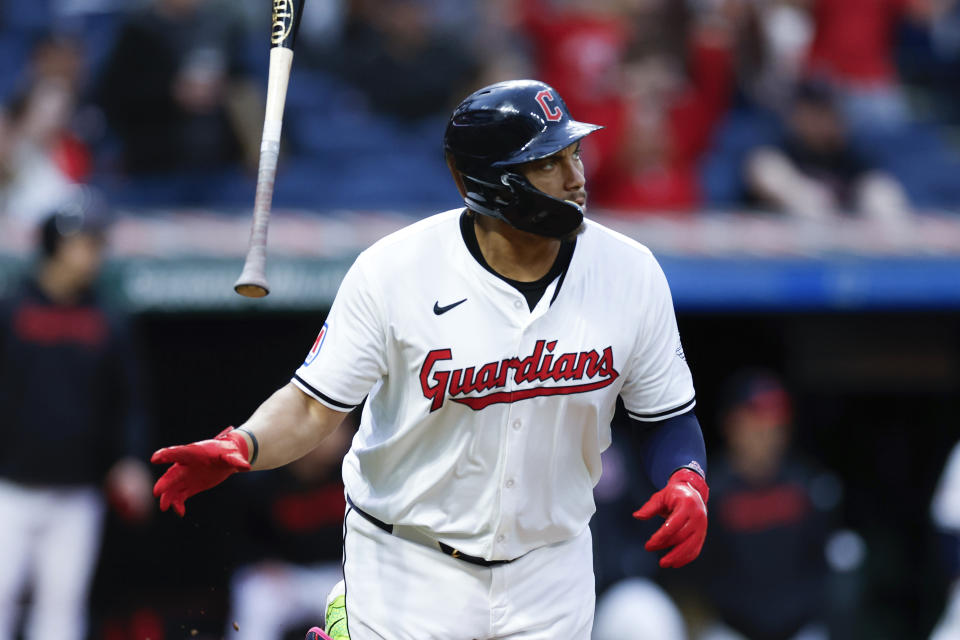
left=271, top=0, right=306, bottom=50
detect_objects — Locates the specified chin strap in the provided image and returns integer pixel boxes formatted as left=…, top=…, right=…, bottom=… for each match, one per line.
left=461, top=172, right=583, bottom=238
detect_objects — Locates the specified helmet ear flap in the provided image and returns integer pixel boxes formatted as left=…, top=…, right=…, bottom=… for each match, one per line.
left=462, top=172, right=517, bottom=219
left=501, top=173, right=550, bottom=224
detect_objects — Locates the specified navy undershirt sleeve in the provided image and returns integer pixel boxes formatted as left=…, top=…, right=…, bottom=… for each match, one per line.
left=631, top=409, right=707, bottom=489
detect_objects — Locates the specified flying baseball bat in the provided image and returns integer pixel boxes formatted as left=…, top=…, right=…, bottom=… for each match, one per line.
left=234, top=0, right=305, bottom=298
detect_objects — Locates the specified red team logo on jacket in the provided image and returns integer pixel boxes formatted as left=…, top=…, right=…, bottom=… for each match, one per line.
left=419, top=339, right=618, bottom=411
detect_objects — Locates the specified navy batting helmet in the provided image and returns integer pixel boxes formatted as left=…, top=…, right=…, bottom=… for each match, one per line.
left=443, top=80, right=602, bottom=238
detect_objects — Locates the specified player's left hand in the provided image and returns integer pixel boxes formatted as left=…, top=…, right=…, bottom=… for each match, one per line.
left=151, top=426, right=251, bottom=517
left=633, top=468, right=709, bottom=568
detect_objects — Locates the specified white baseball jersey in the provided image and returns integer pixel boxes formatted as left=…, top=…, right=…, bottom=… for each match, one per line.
left=933, top=441, right=960, bottom=531
left=293, top=209, right=695, bottom=561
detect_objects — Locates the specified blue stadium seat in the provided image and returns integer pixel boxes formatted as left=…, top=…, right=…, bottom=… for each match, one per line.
left=1, top=0, right=52, bottom=33
left=0, top=31, right=32, bottom=102
left=854, top=122, right=960, bottom=208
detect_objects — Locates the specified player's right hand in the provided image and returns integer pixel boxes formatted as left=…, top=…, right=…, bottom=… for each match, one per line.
left=151, top=426, right=251, bottom=517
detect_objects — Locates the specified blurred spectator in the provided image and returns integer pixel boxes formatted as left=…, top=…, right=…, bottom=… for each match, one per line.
left=330, top=0, right=481, bottom=122
left=734, top=0, right=815, bottom=111
left=513, top=0, right=636, bottom=115
left=898, top=0, right=960, bottom=125
left=587, top=6, right=739, bottom=212
left=25, top=33, right=89, bottom=93
left=694, top=370, right=846, bottom=640
left=803, top=0, right=941, bottom=131
left=930, top=440, right=960, bottom=640
left=512, top=0, right=647, bottom=187
left=265, top=0, right=486, bottom=211
left=96, top=0, right=252, bottom=206
left=0, top=191, right=153, bottom=640
left=0, top=36, right=93, bottom=223
left=225, top=416, right=354, bottom=640
left=744, top=81, right=911, bottom=220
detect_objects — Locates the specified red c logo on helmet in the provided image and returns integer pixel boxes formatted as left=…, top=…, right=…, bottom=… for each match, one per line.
left=535, top=89, right=563, bottom=122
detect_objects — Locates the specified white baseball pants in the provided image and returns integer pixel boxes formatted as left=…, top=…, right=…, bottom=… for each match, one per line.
left=0, top=479, right=105, bottom=640
left=340, top=507, right=595, bottom=639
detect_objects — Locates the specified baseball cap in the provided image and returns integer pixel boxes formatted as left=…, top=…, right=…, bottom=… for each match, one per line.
left=720, top=369, right=792, bottom=426
left=38, top=186, right=111, bottom=258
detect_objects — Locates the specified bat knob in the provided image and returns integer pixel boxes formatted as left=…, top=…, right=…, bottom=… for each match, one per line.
left=234, top=267, right=270, bottom=298
left=234, top=282, right=269, bottom=298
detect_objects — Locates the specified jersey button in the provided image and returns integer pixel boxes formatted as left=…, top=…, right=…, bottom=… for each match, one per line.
left=505, top=479, right=515, bottom=489
left=513, top=299, right=523, bottom=309
left=496, top=534, right=506, bottom=543
left=512, top=419, right=522, bottom=430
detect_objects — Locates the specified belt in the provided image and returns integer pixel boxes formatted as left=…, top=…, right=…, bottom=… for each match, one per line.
left=346, top=496, right=513, bottom=568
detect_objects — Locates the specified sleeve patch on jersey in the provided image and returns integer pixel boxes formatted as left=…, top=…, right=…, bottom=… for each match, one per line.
left=303, top=323, right=328, bottom=367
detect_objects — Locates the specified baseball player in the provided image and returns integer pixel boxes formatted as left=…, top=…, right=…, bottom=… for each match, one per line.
left=0, top=198, right=153, bottom=640
left=152, top=79, right=709, bottom=639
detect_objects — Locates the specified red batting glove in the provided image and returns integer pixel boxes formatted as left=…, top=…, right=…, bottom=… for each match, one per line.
left=151, top=427, right=250, bottom=517
left=633, top=468, right=709, bottom=568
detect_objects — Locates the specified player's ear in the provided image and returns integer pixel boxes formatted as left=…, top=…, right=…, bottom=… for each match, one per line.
left=446, top=154, right=468, bottom=198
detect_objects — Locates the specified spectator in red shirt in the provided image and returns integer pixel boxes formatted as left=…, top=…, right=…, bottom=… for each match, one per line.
left=515, top=0, right=636, bottom=106
left=807, top=0, right=914, bottom=84
left=804, top=0, right=943, bottom=130
left=588, top=11, right=738, bottom=213
left=513, top=0, right=641, bottom=179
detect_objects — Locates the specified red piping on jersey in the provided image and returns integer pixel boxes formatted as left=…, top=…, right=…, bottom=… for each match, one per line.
left=419, top=339, right=619, bottom=412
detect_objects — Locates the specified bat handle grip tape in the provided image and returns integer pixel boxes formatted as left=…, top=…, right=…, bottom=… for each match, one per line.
left=234, top=142, right=279, bottom=297
left=234, top=47, right=293, bottom=298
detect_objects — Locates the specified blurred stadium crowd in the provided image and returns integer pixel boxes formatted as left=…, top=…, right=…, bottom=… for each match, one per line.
left=2, top=0, right=960, bottom=219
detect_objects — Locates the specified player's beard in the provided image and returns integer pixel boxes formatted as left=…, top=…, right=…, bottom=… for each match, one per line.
left=563, top=190, right=588, bottom=241
left=563, top=221, right=587, bottom=242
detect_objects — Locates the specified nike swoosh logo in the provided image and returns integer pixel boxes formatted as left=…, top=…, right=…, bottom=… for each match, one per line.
left=433, top=298, right=467, bottom=315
